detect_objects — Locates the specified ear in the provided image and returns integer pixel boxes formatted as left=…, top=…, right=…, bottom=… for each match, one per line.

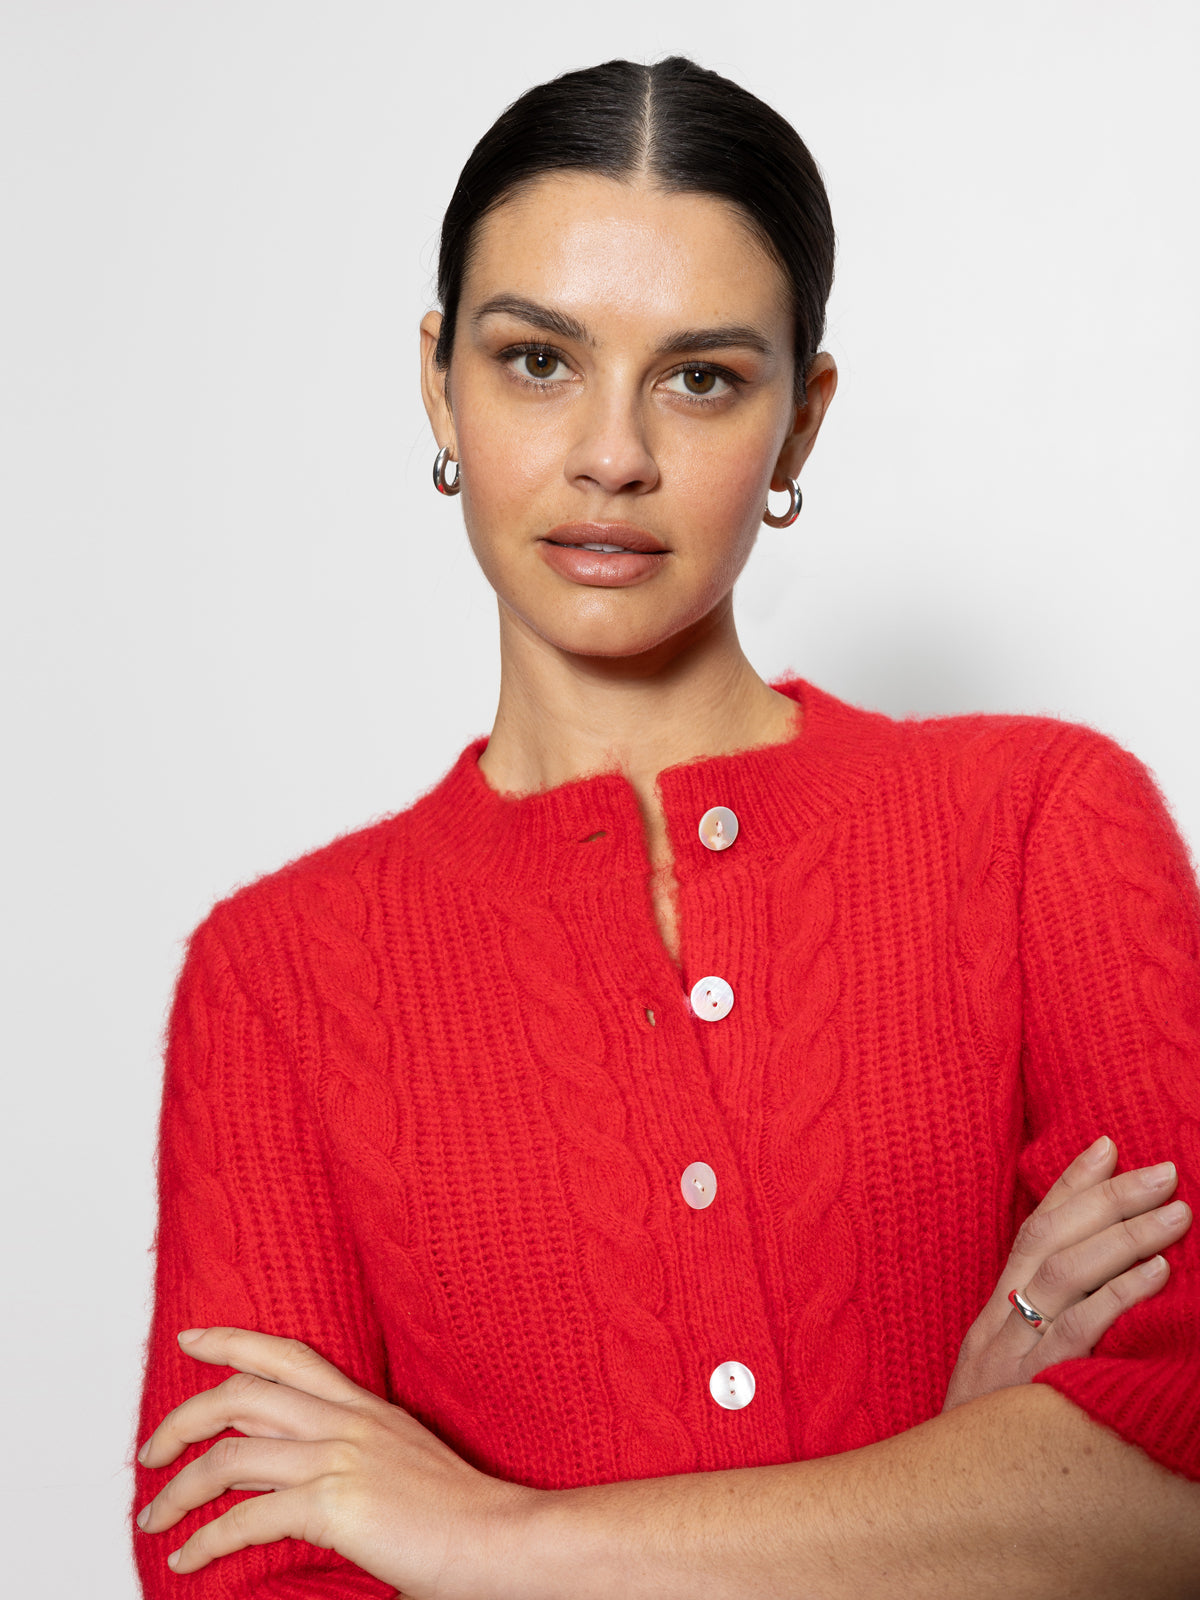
left=773, top=352, right=838, bottom=488
left=420, top=310, right=457, bottom=453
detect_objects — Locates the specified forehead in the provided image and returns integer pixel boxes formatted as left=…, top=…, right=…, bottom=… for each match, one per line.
left=461, top=172, right=790, bottom=336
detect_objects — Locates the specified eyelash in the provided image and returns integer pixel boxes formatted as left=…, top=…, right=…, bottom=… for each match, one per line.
left=498, top=343, right=745, bottom=404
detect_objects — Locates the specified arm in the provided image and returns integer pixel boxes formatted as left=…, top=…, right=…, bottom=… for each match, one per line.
left=504, top=1382, right=1200, bottom=1599
left=133, top=911, right=394, bottom=1598
left=1017, top=731, right=1200, bottom=1478
left=136, top=1321, right=1200, bottom=1600
left=137, top=1130, right=1195, bottom=1598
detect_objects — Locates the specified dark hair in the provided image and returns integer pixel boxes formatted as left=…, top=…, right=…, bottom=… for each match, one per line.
left=435, top=57, right=835, bottom=397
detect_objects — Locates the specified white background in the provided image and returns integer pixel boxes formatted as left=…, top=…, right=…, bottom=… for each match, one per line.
left=3, top=3, right=1197, bottom=1593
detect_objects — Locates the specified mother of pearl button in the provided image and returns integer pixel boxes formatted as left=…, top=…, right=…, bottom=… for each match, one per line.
left=698, top=806, right=739, bottom=851
left=680, top=1161, right=717, bottom=1210
left=709, top=1360, right=755, bottom=1409
left=689, top=975, right=734, bottom=1021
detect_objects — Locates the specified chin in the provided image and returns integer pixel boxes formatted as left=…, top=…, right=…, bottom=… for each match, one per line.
left=557, top=634, right=670, bottom=661
left=533, top=598, right=715, bottom=661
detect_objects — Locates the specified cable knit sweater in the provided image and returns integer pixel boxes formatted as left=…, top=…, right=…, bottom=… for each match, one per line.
left=133, top=679, right=1200, bottom=1597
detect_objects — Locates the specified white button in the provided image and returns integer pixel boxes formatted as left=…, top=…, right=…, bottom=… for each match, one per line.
left=698, top=806, right=739, bottom=852
left=690, top=975, right=734, bottom=1021
left=709, top=1361, right=755, bottom=1410
left=680, top=1161, right=717, bottom=1209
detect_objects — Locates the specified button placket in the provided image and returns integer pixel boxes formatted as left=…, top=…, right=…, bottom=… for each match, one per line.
left=658, top=797, right=762, bottom=1415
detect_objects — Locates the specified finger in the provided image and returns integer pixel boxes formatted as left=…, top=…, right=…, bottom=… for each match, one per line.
left=978, top=1189, right=1187, bottom=1367
left=163, top=1484, right=325, bottom=1576
left=1026, top=1254, right=1171, bottom=1370
left=1034, top=1135, right=1118, bottom=1215
left=138, top=1435, right=329, bottom=1534
left=1020, top=1198, right=1191, bottom=1322
left=175, top=1327, right=366, bottom=1404
left=140, top=1368, right=341, bottom=1469
left=1008, top=1161, right=1179, bottom=1272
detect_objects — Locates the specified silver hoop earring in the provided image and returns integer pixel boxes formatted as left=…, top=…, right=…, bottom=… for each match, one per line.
left=433, top=445, right=461, bottom=496
left=763, top=478, right=802, bottom=528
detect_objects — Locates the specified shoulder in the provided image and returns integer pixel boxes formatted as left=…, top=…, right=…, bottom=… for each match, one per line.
left=795, top=678, right=1145, bottom=798
left=782, top=679, right=1186, bottom=855
left=183, top=742, right=483, bottom=996
left=901, top=704, right=1137, bottom=816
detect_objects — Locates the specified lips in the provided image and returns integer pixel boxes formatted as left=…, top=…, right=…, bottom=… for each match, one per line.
left=537, top=523, right=669, bottom=589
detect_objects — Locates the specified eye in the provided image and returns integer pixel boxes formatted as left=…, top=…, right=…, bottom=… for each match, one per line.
left=506, top=347, right=572, bottom=383
left=663, top=365, right=733, bottom=399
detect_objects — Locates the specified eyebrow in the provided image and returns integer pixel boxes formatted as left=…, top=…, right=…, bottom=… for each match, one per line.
left=655, top=326, right=774, bottom=358
left=472, top=296, right=590, bottom=344
left=472, top=295, right=775, bottom=359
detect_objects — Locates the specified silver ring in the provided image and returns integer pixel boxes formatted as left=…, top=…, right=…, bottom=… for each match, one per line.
left=1009, top=1288, right=1053, bottom=1331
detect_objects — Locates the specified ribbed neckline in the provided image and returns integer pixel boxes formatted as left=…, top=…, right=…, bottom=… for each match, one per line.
left=401, top=679, right=896, bottom=895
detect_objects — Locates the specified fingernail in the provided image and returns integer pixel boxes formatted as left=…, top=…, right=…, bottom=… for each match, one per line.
left=1157, top=1200, right=1190, bottom=1226
left=1140, top=1161, right=1176, bottom=1188
left=136, top=1439, right=150, bottom=1465
left=1085, top=1135, right=1114, bottom=1163
left=136, top=1505, right=151, bottom=1530
left=167, top=1549, right=182, bottom=1571
left=1138, top=1254, right=1168, bottom=1277
left=177, top=1328, right=206, bottom=1345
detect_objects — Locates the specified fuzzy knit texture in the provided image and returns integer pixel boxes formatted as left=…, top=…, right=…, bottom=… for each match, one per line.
left=133, top=678, right=1200, bottom=1597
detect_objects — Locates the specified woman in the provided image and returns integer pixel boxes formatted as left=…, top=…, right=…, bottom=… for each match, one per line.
left=132, top=58, right=1200, bottom=1596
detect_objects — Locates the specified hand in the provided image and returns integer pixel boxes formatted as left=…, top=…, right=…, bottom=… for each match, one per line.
left=943, top=1136, right=1191, bottom=1411
left=135, top=1327, right=533, bottom=1597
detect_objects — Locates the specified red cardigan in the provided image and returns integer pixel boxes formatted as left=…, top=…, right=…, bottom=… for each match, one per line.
left=133, top=680, right=1200, bottom=1597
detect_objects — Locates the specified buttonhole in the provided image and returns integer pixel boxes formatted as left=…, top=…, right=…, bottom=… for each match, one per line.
left=644, top=1008, right=656, bottom=1027
left=580, top=831, right=607, bottom=843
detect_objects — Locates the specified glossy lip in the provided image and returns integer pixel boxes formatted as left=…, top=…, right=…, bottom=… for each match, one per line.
left=537, top=524, right=669, bottom=589
left=542, top=522, right=669, bottom=555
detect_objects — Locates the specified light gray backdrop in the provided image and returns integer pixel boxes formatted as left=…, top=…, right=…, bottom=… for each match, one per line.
left=3, top=2, right=1197, bottom=1594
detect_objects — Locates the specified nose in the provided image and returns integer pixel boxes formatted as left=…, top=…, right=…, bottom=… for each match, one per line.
left=563, top=386, right=659, bottom=496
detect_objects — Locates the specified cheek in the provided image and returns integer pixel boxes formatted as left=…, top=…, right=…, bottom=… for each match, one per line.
left=671, top=427, right=776, bottom=560
left=454, top=387, right=567, bottom=521
left=700, top=444, right=771, bottom=521
left=450, top=393, right=567, bottom=602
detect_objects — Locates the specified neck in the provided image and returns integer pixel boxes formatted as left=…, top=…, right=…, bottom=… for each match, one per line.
left=478, top=597, right=800, bottom=806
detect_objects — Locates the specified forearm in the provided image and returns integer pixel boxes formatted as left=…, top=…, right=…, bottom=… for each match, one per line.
left=496, top=1385, right=1200, bottom=1599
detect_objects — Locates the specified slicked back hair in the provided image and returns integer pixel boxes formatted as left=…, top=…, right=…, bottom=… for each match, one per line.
left=434, top=57, right=835, bottom=398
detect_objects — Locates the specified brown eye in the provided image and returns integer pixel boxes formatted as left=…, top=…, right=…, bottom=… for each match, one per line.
left=523, top=351, right=560, bottom=379
left=664, top=366, right=731, bottom=399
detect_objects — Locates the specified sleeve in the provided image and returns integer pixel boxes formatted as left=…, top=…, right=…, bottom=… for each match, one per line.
left=1019, top=730, right=1200, bottom=1480
left=132, top=907, right=396, bottom=1597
